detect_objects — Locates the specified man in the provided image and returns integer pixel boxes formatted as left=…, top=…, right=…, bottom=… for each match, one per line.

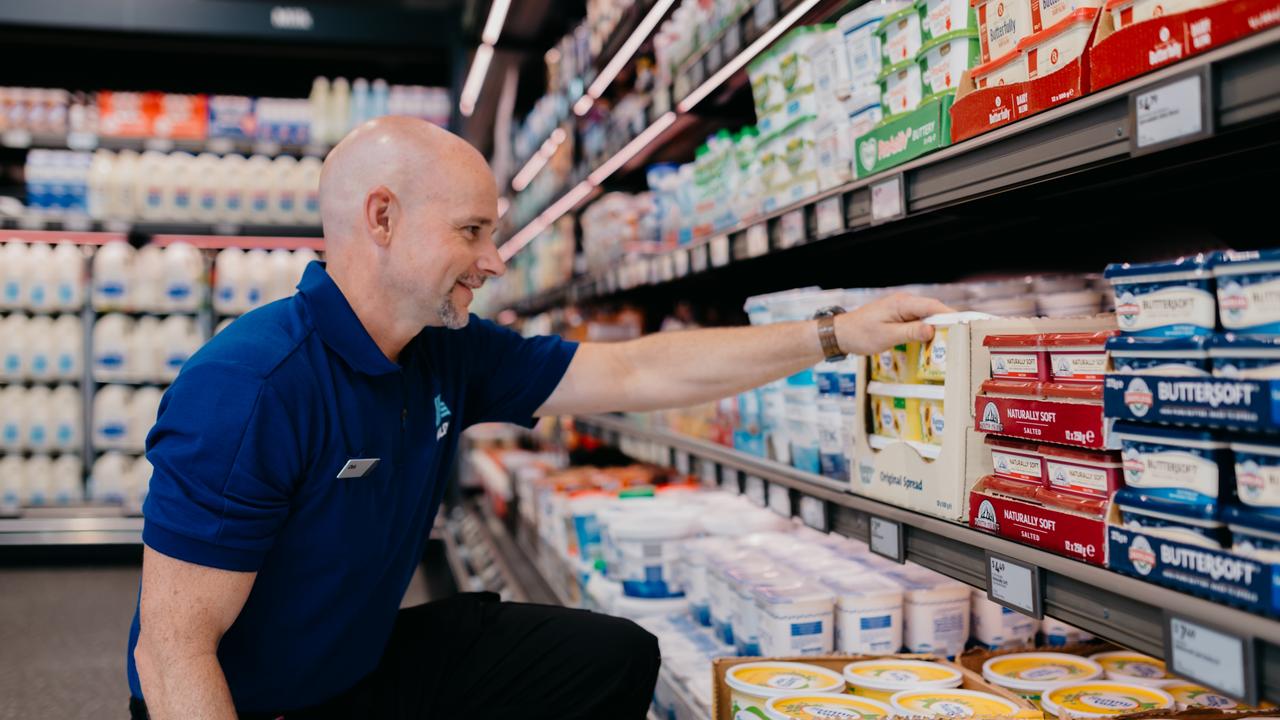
left=128, top=117, right=948, bottom=720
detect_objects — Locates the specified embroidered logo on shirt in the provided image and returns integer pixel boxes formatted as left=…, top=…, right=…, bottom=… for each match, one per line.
left=435, top=394, right=451, bottom=440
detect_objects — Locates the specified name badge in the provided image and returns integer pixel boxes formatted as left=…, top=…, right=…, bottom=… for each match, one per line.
left=336, top=458, right=380, bottom=479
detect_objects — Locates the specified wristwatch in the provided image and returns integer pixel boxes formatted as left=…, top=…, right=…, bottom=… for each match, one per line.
left=813, top=306, right=847, bottom=361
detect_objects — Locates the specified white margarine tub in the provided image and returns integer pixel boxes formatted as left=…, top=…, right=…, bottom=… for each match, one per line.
left=1016, top=8, right=1099, bottom=80
left=1089, top=651, right=1177, bottom=687
left=1041, top=680, right=1175, bottom=717
left=982, top=652, right=1104, bottom=705
left=843, top=659, right=963, bottom=702
left=727, top=661, right=846, bottom=720
left=891, top=687, right=1024, bottom=717
left=821, top=572, right=905, bottom=654
left=733, top=568, right=802, bottom=657
left=890, top=569, right=971, bottom=656
left=755, top=581, right=836, bottom=656
left=766, top=692, right=895, bottom=720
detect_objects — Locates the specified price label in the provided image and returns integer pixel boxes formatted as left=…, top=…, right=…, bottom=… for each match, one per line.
left=690, top=244, right=709, bottom=273
left=710, top=235, right=731, bottom=267
left=700, top=459, right=719, bottom=488
left=745, top=475, right=766, bottom=507
left=778, top=209, right=806, bottom=248
left=986, top=552, right=1043, bottom=618
left=816, top=196, right=844, bottom=236
left=1132, top=70, right=1212, bottom=154
left=768, top=483, right=791, bottom=517
left=745, top=224, right=769, bottom=258
left=673, top=250, right=689, bottom=277
left=869, top=516, right=904, bottom=563
left=675, top=451, right=691, bottom=476
left=2, top=129, right=32, bottom=148
left=870, top=175, right=906, bottom=224
left=1166, top=615, right=1256, bottom=703
left=799, top=495, right=829, bottom=532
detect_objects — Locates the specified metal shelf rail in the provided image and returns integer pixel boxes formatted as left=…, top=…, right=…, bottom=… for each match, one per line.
left=503, top=24, right=1280, bottom=315
left=575, top=413, right=1280, bottom=704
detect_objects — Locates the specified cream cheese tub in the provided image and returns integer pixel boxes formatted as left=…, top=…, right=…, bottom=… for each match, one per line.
left=1088, top=651, right=1176, bottom=686
left=728, top=661, right=846, bottom=719
left=982, top=652, right=1104, bottom=705
left=890, top=688, right=1023, bottom=717
left=767, top=692, right=895, bottom=720
left=972, top=0, right=1033, bottom=63
left=1165, top=683, right=1251, bottom=710
left=843, top=659, right=963, bottom=702
left=972, top=48, right=1027, bottom=88
left=1040, top=680, right=1175, bottom=717
left=1016, top=8, right=1099, bottom=80
left=917, top=30, right=982, bottom=96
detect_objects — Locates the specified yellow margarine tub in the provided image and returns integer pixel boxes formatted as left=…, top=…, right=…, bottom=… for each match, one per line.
left=919, top=327, right=949, bottom=383
left=890, top=688, right=1023, bottom=717
left=982, top=652, right=1104, bottom=706
left=766, top=692, right=895, bottom=720
left=1040, top=680, right=1174, bottom=718
left=920, top=398, right=945, bottom=445
left=870, top=393, right=923, bottom=440
left=728, top=662, right=846, bottom=719
left=1165, top=683, right=1251, bottom=710
left=871, top=342, right=922, bottom=383
left=1088, top=651, right=1176, bottom=687
left=842, top=659, right=962, bottom=702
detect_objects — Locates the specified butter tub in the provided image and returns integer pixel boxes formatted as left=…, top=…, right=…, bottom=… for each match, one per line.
left=1032, top=0, right=1104, bottom=31
left=879, top=59, right=925, bottom=116
left=1232, top=440, right=1280, bottom=509
left=1041, top=680, right=1174, bottom=717
left=1209, top=332, right=1280, bottom=379
left=868, top=382, right=945, bottom=443
left=877, top=5, right=926, bottom=66
left=1016, top=7, right=1100, bottom=80
left=972, top=48, right=1027, bottom=88
left=1106, top=335, right=1210, bottom=376
left=1105, top=253, right=1217, bottom=337
left=1225, top=503, right=1280, bottom=563
left=917, top=29, right=982, bottom=96
left=982, top=652, right=1104, bottom=706
left=842, top=659, right=963, bottom=702
left=918, top=0, right=978, bottom=40
left=766, top=692, right=895, bottom=720
left=972, top=0, right=1033, bottom=63
left=727, top=661, right=847, bottom=719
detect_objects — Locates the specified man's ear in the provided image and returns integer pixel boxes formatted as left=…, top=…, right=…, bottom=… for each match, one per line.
left=365, top=186, right=397, bottom=247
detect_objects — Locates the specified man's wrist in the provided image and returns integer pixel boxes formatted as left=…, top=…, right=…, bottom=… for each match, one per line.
left=812, top=306, right=847, bottom=361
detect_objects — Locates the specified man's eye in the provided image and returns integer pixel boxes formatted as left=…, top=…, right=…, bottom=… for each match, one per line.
left=464, top=226, right=481, bottom=236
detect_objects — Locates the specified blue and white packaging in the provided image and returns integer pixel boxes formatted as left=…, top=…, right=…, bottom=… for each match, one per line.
left=1106, top=335, right=1210, bottom=376
left=207, top=95, right=255, bottom=140
left=1209, top=333, right=1280, bottom=379
left=1114, top=421, right=1234, bottom=505
left=1212, top=248, right=1280, bottom=335
left=1232, top=441, right=1280, bottom=509
left=1104, top=254, right=1216, bottom=337
left=1103, top=374, right=1276, bottom=430
left=1224, top=504, right=1280, bottom=563
left=816, top=359, right=848, bottom=480
left=786, top=370, right=822, bottom=474
left=1114, top=486, right=1229, bottom=547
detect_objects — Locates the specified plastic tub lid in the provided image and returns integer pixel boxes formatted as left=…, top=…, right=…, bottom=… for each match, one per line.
left=843, top=659, right=963, bottom=691
left=878, top=58, right=922, bottom=83
left=890, top=688, right=1022, bottom=717
left=1114, top=487, right=1223, bottom=525
left=981, top=379, right=1044, bottom=397
left=984, top=333, right=1046, bottom=348
left=983, top=653, right=1104, bottom=691
left=1043, top=382, right=1103, bottom=401
left=820, top=572, right=905, bottom=602
left=613, top=594, right=689, bottom=617
left=987, top=436, right=1043, bottom=453
left=1088, top=652, right=1175, bottom=683
left=877, top=4, right=922, bottom=30
left=753, top=581, right=836, bottom=607
left=1211, top=248, right=1280, bottom=274
left=1106, top=335, right=1210, bottom=353
left=1164, top=683, right=1250, bottom=710
left=1041, top=680, right=1175, bottom=717
left=1112, top=420, right=1226, bottom=447
left=726, top=661, right=846, bottom=697
left=766, top=692, right=895, bottom=720
left=1015, top=7, right=1101, bottom=51
left=1104, top=253, right=1212, bottom=280
left=1045, top=330, right=1119, bottom=348
left=610, top=508, right=699, bottom=540
left=971, top=49, right=1024, bottom=79
left=1208, top=333, right=1280, bottom=355
left=917, top=28, right=981, bottom=57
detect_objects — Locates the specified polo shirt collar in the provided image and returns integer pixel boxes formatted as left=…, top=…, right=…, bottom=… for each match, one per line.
left=297, top=261, right=401, bottom=376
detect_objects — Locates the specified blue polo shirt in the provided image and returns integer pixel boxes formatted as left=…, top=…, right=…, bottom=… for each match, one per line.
left=126, top=262, right=577, bottom=712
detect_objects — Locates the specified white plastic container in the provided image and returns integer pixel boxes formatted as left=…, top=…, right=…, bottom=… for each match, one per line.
left=709, top=552, right=768, bottom=644
left=611, top=508, right=698, bottom=599
left=879, top=60, right=924, bottom=116
left=52, top=455, right=83, bottom=504
left=1089, top=651, right=1177, bottom=687
left=1042, top=617, right=1095, bottom=646
left=213, top=247, right=245, bottom=315
left=843, top=659, right=963, bottom=702
left=159, top=315, right=198, bottom=380
left=0, top=314, right=26, bottom=380
left=89, top=451, right=130, bottom=503
left=0, top=385, right=24, bottom=451
left=92, top=314, right=132, bottom=382
left=24, top=386, right=51, bottom=452
left=107, top=149, right=138, bottom=221
left=92, top=241, right=135, bottom=311
left=133, top=244, right=165, bottom=313
left=1041, top=681, right=1175, bottom=717
left=766, top=692, right=895, bottom=720
left=245, top=154, right=275, bottom=224
left=25, top=315, right=54, bottom=381
left=130, top=387, right=163, bottom=451
left=0, top=241, right=28, bottom=310
left=682, top=537, right=733, bottom=626
left=243, top=248, right=272, bottom=310
left=1032, top=0, right=1104, bottom=31
left=921, top=0, right=977, bottom=39
left=970, top=588, right=1039, bottom=649
left=812, top=27, right=853, bottom=112
left=1017, top=7, right=1099, bottom=80
left=191, top=153, right=222, bottom=223
left=891, top=688, right=1025, bottom=717
left=131, top=316, right=161, bottom=383
left=135, top=151, right=168, bottom=221
left=25, top=242, right=54, bottom=311
left=982, top=652, right=1104, bottom=705
left=167, top=152, right=196, bottom=221
left=87, top=149, right=114, bottom=220
left=917, top=30, right=982, bottom=96
left=51, top=384, right=81, bottom=451
left=822, top=572, right=905, bottom=654
left=973, top=0, right=1034, bottom=62
left=219, top=154, right=249, bottom=222
left=0, top=455, right=23, bottom=507
left=51, top=242, right=85, bottom=311
left=93, top=385, right=132, bottom=450
left=268, top=249, right=297, bottom=302
left=841, top=2, right=905, bottom=85
left=297, top=157, right=323, bottom=226
left=25, top=454, right=52, bottom=506
left=755, top=581, right=836, bottom=656
left=271, top=156, right=301, bottom=224
left=893, top=569, right=971, bottom=656
left=735, top=569, right=803, bottom=656
left=162, top=241, right=203, bottom=312
left=726, top=661, right=846, bottom=720
left=877, top=5, right=925, bottom=65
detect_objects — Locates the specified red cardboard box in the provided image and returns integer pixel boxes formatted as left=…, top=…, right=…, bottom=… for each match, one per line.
left=975, top=394, right=1110, bottom=449
left=970, top=483, right=1109, bottom=564
left=1091, top=0, right=1280, bottom=90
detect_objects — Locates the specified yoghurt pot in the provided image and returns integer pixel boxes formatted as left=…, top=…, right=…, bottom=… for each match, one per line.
left=916, top=30, right=982, bottom=96
left=1105, top=254, right=1216, bottom=338
left=734, top=569, right=804, bottom=657
left=1209, top=333, right=1280, bottom=379
left=1213, top=249, right=1280, bottom=335
left=1165, top=683, right=1250, bottom=710
left=843, top=659, right=964, bottom=702
left=727, top=661, right=846, bottom=719
left=877, top=5, right=926, bottom=65
left=1032, top=0, right=1104, bottom=31
left=1041, top=680, right=1175, bottom=716
left=919, top=0, right=978, bottom=39
left=1232, top=441, right=1280, bottom=508
left=767, top=692, right=896, bottom=720
left=982, top=652, right=1104, bottom=705
left=1017, top=7, right=1099, bottom=79
left=972, top=0, right=1034, bottom=63
left=1088, top=652, right=1177, bottom=687
left=891, top=688, right=1023, bottom=717
left=972, top=49, right=1027, bottom=88
left=1106, top=336, right=1210, bottom=376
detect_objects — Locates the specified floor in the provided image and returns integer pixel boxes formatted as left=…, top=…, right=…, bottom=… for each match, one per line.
left=0, top=564, right=432, bottom=720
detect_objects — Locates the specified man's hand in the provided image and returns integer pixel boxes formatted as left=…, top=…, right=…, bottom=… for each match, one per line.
left=835, top=292, right=953, bottom=357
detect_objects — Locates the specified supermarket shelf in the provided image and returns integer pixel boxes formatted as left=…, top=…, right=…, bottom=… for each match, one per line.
left=574, top=413, right=1280, bottom=703
left=0, top=508, right=142, bottom=546
left=502, top=24, right=1280, bottom=314
left=0, top=129, right=329, bottom=158
left=573, top=0, right=680, bottom=117
left=1, top=216, right=323, bottom=239
left=439, top=497, right=561, bottom=605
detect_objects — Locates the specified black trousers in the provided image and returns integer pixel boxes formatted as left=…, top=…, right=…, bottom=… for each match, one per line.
left=130, top=592, right=661, bottom=720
